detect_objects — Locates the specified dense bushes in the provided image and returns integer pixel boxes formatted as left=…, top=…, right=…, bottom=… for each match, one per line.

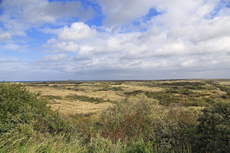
left=191, top=99, right=230, bottom=152
left=99, top=98, right=155, bottom=144
left=149, top=104, right=198, bottom=152
left=0, top=82, right=67, bottom=136
left=94, top=97, right=199, bottom=152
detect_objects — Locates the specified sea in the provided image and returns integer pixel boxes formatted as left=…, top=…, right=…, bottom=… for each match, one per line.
left=3, top=80, right=94, bottom=83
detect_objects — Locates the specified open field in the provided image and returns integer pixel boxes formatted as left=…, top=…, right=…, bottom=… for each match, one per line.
left=24, top=79, right=230, bottom=118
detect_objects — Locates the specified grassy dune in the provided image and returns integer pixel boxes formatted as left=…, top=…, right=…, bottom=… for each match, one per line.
left=1, top=79, right=230, bottom=152
left=25, top=80, right=230, bottom=117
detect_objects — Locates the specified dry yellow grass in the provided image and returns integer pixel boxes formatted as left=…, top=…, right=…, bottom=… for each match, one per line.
left=25, top=79, right=227, bottom=117
left=26, top=85, right=121, bottom=117
left=48, top=99, right=112, bottom=117
left=118, top=84, right=164, bottom=92
left=26, top=86, right=76, bottom=98
left=23, top=81, right=180, bottom=118
left=26, top=82, right=160, bottom=117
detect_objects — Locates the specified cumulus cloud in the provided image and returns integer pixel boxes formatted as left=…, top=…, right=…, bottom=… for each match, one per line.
left=1, top=0, right=230, bottom=80
left=0, top=0, right=95, bottom=44
left=63, top=0, right=227, bottom=61
left=41, top=0, right=230, bottom=76
left=42, top=38, right=79, bottom=53
left=58, top=22, right=97, bottom=41
left=42, top=22, right=98, bottom=53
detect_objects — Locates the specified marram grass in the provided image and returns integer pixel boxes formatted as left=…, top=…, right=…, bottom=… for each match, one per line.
left=0, top=135, right=85, bottom=153
left=0, top=135, right=192, bottom=153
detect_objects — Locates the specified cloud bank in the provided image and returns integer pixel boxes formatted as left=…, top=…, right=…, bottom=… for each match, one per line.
left=0, top=0, right=230, bottom=81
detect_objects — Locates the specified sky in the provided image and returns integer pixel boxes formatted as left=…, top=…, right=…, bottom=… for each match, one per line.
left=0, top=0, right=230, bottom=81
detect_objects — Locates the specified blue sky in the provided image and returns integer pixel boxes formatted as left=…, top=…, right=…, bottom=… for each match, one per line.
left=0, top=0, right=230, bottom=81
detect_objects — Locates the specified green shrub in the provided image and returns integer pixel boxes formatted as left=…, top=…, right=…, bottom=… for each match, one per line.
left=171, top=90, right=180, bottom=93
left=221, top=94, right=228, bottom=99
left=42, top=95, right=62, bottom=100
left=66, top=94, right=105, bottom=104
left=151, top=104, right=198, bottom=152
left=98, top=86, right=124, bottom=91
left=191, top=99, right=230, bottom=152
left=124, top=90, right=144, bottom=96
left=161, top=81, right=205, bottom=87
left=0, top=82, right=67, bottom=136
left=182, top=90, right=194, bottom=96
left=145, top=92, right=182, bottom=106
left=94, top=98, right=198, bottom=152
left=186, top=101, right=202, bottom=107
left=99, top=99, right=154, bottom=144
left=125, top=140, right=156, bottom=153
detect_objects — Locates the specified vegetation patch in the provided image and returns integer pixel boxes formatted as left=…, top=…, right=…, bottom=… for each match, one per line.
left=97, top=86, right=124, bottom=91
left=0, top=82, right=68, bottom=137
left=191, top=99, right=230, bottom=152
left=66, top=94, right=105, bottom=104
left=160, top=81, right=206, bottom=86
left=124, top=90, right=144, bottom=96
left=42, top=95, right=62, bottom=100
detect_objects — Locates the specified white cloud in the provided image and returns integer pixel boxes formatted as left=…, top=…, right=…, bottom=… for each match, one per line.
left=0, top=57, right=29, bottom=72
left=2, top=0, right=230, bottom=80
left=0, top=33, right=12, bottom=41
left=47, top=38, right=57, bottom=44
left=42, top=22, right=96, bottom=53
left=0, top=0, right=95, bottom=46
left=1, top=43, right=20, bottom=51
left=41, top=0, right=230, bottom=75
left=56, top=42, right=79, bottom=52
left=39, top=27, right=60, bottom=35
left=1, top=0, right=94, bottom=25
left=58, top=22, right=97, bottom=41
left=39, top=54, right=73, bottom=61
left=43, top=38, right=79, bottom=52
left=181, top=59, right=196, bottom=67
left=20, top=1, right=94, bottom=25
left=97, top=0, right=157, bottom=26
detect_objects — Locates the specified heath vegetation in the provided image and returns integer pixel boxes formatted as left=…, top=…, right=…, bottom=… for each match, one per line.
left=1, top=79, right=230, bottom=152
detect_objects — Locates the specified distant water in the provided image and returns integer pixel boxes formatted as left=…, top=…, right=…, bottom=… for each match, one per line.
left=4, top=80, right=114, bottom=83
left=10, top=81, right=49, bottom=83
left=4, top=80, right=89, bottom=83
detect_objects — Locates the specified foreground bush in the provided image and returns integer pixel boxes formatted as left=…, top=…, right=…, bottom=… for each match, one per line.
left=0, top=82, right=67, bottom=137
left=99, top=98, right=155, bottom=144
left=151, top=104, right=198, bottom=152
left=94, top=96, right=198, bottom=152
left=191, top=99, right=230, bottom=152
